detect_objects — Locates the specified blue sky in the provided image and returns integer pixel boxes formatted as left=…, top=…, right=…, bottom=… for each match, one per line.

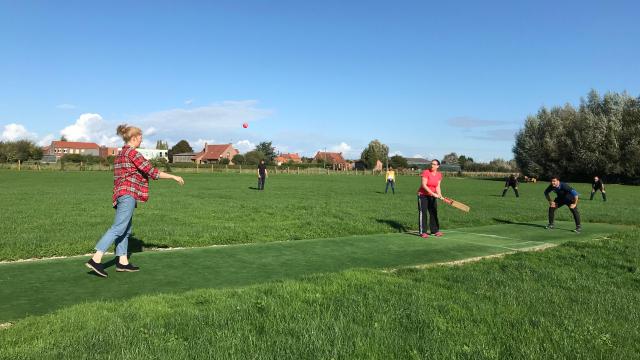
left=1, top=0, right=639, bottom=161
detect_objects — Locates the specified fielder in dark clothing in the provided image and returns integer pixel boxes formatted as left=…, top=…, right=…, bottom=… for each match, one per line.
left=590, top=176, right=607, bottom=201
left=544, top=177, right=581, bottom=233
left=502, top=173, right=520, bottom=197
left=257, top=160, right=268, bottom=190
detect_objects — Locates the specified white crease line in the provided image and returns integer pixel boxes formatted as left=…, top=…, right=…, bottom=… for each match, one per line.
left=446, top=230, right=522, bottom=241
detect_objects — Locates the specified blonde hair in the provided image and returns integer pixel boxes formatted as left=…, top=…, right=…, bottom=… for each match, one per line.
left=116, top=124, right=142, bottom=142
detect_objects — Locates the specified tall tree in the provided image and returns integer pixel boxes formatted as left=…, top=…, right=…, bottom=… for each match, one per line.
left=442, top=152, right=459, bottom=165
left=156, top=140, right=169, bottom=150
left=389, top=155, right=408, bottom=169
left=244, top=150, right=265, bottom=165
left=360, top=139, right=389, bottom=169
left=168, top=140, right=193, bottom=162
left=254, top=141, right=276, bottom=163
left=513, top=89, right=639, bottom=181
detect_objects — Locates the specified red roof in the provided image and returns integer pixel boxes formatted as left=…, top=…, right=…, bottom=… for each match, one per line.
left=52, top=141, right=99, bottom=149
left=192, top=144, right=238, bottom=161
left=314, top=152, right=347, bottom=164
left=277, top=153, right=302, bottom=163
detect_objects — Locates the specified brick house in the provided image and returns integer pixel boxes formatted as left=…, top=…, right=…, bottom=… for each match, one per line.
left=192, top=143, right=239, bottom=164
left=275, top=153, right=302, bottom=166
left=99, top=146, right=120, bottom=158
left=313, top=151, right=351, bottom=170
left=48, top=141, right=100, bottom=160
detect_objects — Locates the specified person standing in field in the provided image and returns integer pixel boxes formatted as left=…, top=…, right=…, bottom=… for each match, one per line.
left=257, top=159, right=268, bottom=190
left=590, top=176, right=607, bottom=201
left=544, top=176, right=581, bottom=233
left=502, top=173, right=520, bottom=197
left=417, top=159, right=445, bottom=238
left=85, top=124, right=185, bottom=278
left=385, top=166, right=396, bottom=194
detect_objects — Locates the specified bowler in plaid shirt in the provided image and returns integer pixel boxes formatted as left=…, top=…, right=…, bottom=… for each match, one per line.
left=86, top=124, right=184, bottom=278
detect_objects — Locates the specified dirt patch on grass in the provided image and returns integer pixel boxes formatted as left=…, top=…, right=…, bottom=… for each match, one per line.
left=0, top=322, right=13, bottom=330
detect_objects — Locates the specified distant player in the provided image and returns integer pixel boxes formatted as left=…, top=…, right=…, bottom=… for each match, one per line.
left=385, top=167, right=396, bottom=194
left=544, top=176, right=581, bottom=233
left=590, top=176, right=607, bottom=201
left=502, top=173, right=519, bottom=197
left=257, top=160, right=268, bottom=190
left=417, top=159, right=444, bottom=238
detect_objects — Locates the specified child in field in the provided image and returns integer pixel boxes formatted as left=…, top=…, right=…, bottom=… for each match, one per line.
left=417, top=159, right=445, bottom=237
left=385, top=167, right=396, bottom=194
left=502, top=173, right=519, bottom=197
left=590, top=176, right=607, bottom=201
left=85, top=124, right=184, bottom=278
left=544, top=176, right=581, bottom=233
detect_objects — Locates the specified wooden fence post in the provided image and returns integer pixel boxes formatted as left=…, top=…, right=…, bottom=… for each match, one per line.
left=18, top=160, right=21, bottom=171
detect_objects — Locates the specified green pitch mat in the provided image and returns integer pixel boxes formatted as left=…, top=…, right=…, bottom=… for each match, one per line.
left=0, top=221, right=626, bottom=322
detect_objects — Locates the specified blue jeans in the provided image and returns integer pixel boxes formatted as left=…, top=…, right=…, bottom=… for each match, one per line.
left=95, top=195, right=135, bottom=256
left=385, top=179, right=395, bottom=194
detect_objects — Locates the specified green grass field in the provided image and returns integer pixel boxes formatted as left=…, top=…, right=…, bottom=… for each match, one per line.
left=0, top=171, right=638, bottom=359
left=0, top=171, right=635, bottom=261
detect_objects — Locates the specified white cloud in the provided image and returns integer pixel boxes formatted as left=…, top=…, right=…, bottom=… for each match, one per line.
left=235, top=140, right=255, bottom=153
left=412, top=154, right=425, bottom=158
left=1, top=123, right=37, bottom=141
left=192, top=139, right=216, bottom=151
left=38, top=134, right=55, bottom=146
left=184, top=99, right=194, bottom=105
left=390, top=150, right=403, bottom=156
left=145, top=127, right=157, bottom=136
left=330, top=142, right=352, bottom=154
left=59, top=113, right=121, bottom=146
left=137, top=100, right=272, bottom=135
left=468, top=129, right=517, bottom=141
left=56, top=104, right=77, bottom=110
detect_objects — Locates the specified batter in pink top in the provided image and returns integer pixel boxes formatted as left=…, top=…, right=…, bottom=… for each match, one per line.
left=417, top=159, right=445, bottom=237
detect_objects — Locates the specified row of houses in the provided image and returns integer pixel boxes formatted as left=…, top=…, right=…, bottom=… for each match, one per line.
left=39, top=140, right=436, bottom=169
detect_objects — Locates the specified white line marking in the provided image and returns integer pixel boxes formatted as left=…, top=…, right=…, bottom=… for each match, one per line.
left=446, top=230, right=521, bottom=241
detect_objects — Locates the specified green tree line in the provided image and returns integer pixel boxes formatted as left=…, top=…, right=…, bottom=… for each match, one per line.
left=513, top=90, right=640, bottom=182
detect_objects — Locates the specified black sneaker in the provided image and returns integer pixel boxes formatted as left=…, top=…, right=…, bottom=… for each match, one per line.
left=116, top=262, right=140, bottom=272
left=574, top=226, right=582, bottom=233
left=545, top=224, right=554, bottom=229
left=85, top=259, right=108, bottom=277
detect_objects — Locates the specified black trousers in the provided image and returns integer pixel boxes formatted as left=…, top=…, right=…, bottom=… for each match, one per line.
left=590, top=188, right=606, bottom=201
left=502, top=185, right=519, bottom=197
left=418, top=195, right=439, bottom=234
left=548, top=199, right=581, bottom=227
left=258, top=175, right=266, bottom=190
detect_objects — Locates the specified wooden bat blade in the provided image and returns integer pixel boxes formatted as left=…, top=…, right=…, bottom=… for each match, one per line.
left=443, top=197, right=470, bottom=212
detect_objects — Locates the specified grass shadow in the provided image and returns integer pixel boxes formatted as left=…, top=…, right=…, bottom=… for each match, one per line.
left=128, top=235, right=170, bottom=254
left=376, top=219, right=408, bottom=233
left=248, top=187, right=260, bottom=190
left=492, top=218, right=547, bottom=229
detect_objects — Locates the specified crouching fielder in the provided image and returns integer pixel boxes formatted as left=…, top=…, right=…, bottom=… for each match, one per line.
left=86, top=124, right=184, bottom=278
left=544, top=176, right=581, bottom=233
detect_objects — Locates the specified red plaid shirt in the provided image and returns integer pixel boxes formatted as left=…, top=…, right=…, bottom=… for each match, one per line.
left=112, top=145, right=160, bottom=207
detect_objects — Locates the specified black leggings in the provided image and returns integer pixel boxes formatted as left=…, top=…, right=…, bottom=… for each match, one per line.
left=548, top=201, right=581, bottom=227
left=502, top=185, right=519, bottom=197
left=418, top=195, right=439, bottom=234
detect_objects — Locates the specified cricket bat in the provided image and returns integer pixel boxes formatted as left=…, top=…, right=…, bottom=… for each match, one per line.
left=442, top=197, right=470, bottom=212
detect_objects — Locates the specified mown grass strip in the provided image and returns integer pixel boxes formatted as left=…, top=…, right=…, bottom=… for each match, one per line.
left=0, top=222, right=626, bottom=323
left=1, top=229, right=638, bottom=359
